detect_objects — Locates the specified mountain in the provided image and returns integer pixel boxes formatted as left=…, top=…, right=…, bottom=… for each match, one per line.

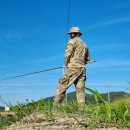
left=45, top=91, right=130, bottom=104
left=0, top=106, right=4, bottom=110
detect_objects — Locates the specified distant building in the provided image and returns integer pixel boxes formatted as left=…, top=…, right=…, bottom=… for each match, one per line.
left=5, top=107, right=10, bottom=111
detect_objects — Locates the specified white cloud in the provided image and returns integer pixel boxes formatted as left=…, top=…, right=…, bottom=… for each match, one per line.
left=87, top=17, right=130, bottom=30
left=104, top=17, right=130, bottom=26
left=88, top=59, right=130, bottom=69
left=32, top=55, right=63, bottom=64
left=92, top=43, right=126, bottom=52
left=0, top=83, right=56, bottom=88
left=88, top=81, right=129, bottom=87
left=0, top=30, right=28, bottom=45
left=108, top=1, right=130, bottom=11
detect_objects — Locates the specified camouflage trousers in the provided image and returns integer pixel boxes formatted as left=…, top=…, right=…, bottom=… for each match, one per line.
left=54, top=67, right=86, bottom=104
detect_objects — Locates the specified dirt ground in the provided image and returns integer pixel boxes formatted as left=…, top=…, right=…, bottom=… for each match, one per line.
left=3, top=111, right=130, bottom=130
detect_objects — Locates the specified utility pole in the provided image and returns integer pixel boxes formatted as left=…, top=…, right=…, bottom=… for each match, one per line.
left=107, top=85, right=111, bottom=104
left=0, top=95, right=3, bottom=106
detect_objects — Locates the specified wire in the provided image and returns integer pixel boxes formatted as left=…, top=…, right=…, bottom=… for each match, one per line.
left=65, top=0, right=71, bottom=44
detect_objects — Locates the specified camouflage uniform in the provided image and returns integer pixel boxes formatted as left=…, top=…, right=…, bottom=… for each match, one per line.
left=55, top=30, right=90, bottom=104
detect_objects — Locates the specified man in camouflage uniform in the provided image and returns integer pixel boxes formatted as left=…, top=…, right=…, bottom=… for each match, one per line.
left=55, top=27, right=90, bottom=104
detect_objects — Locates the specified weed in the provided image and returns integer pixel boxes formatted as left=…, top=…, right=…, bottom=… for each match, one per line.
left=1, top=87, right=130, bottom=129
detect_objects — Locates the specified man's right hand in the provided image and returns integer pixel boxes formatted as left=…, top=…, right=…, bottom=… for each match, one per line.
left=86, top=60, right=96, bottom=64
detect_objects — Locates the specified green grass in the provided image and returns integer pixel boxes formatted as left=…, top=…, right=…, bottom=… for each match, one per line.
left=0, top=88, right=130, bottom=129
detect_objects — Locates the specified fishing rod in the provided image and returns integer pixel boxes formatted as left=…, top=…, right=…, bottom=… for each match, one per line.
left=0, top=60, right=95, bottom=82
left=0, top=66, right=64, bottom=82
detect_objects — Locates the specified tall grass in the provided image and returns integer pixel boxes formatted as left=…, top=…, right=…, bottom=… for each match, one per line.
left=0, top=87, right=130, bottom=129
left=0, top=98, right=45, bottom=129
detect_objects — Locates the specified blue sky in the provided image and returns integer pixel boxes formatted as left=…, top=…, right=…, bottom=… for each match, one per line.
left=0, top=0, right=130, bottom=106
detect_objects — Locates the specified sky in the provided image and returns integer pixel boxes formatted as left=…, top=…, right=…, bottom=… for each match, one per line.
left=0, top=0, right=130, bottom=106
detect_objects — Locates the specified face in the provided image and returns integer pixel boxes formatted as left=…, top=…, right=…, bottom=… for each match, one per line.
left=70, top=33, right=80, bottom=39
left=70, top=33, right=75, bottom=39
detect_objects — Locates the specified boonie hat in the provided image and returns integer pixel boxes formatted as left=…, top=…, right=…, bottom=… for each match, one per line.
left=68, top=27, right=82, bottom=35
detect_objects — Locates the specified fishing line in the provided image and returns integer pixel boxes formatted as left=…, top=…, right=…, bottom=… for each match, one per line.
left=65, top=0, right=71, bottom=44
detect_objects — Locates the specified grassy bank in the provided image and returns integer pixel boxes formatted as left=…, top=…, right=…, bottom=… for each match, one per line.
left=0, top=88, right=130, bottom=129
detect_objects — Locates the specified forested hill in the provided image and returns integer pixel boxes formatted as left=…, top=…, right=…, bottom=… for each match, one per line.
left=46, top=91, right=130, bottom=103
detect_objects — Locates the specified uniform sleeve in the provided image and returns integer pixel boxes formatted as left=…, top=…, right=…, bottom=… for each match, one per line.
left=85, top=48, right=90, bottom=64
left=64, top=41, right=75, bottom=66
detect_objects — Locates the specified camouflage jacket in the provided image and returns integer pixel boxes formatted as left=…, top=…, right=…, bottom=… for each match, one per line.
left=65, top=37, right=90, bottom=67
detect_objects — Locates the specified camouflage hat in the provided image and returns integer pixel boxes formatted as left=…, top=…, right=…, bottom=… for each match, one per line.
left=68, top=27, right=82, bottom=35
